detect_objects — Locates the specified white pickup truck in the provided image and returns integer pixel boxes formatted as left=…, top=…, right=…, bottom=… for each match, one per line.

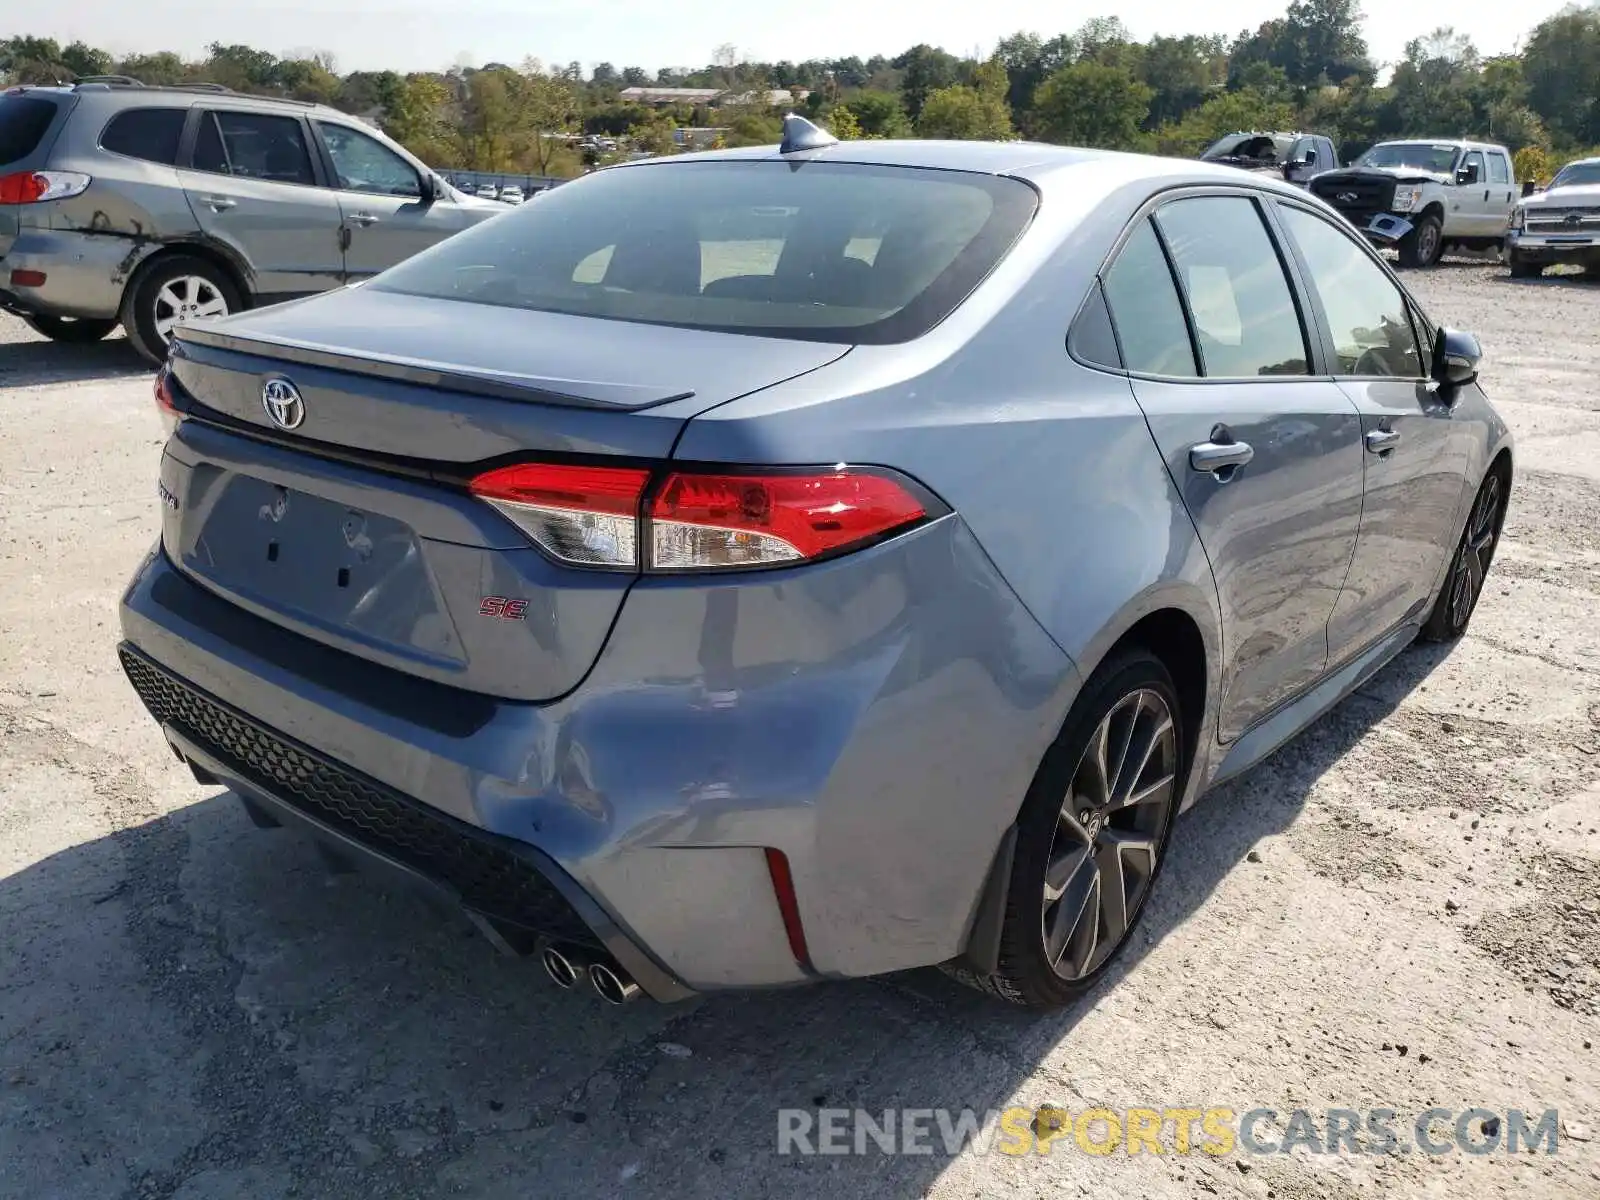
left=1307, top=139, right=1519, bottom=268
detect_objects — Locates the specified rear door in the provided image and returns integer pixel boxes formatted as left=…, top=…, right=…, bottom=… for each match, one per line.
left=1484, top=149, right=1516, bottom=229
left=1273, top=201, right=1474, bottom=659
left=1103, top=193, right=1365, bottom=743
left=310, top=120, right=485, bottom=281
left=176, top=108, right=345, bottom=300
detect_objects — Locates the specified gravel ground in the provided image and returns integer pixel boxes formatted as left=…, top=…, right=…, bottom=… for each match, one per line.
left=2, top=263, right=1598, bottom=1199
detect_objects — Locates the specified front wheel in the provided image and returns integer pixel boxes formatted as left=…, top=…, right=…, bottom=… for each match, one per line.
left=1397, top=214, right=1445, bottom=268
left=1508, top=252, right=1543, bottom=280
left=948, top=648, right=1185, bottom=1008
left=1421, top=468, right=1508, bottom=642
left=21, top=313, right=118, bottom=343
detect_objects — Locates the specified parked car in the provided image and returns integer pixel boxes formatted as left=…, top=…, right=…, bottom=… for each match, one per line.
left=1308, top=139, right=1518, bottom=267
left=475, top=184, right=498, bottom=199
left=0, top=81, right=504, bottom=362
left=1506, top=156, right=1600, bottom=278
left=499, top=185, right=525, bottom=204
left=1199, top=130, right=1337, bottom=187
left=120, top=117, right=1510, bottom=1010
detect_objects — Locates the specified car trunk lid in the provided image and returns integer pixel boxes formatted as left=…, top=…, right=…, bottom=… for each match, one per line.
left=162, top=285, right=850, bottom=701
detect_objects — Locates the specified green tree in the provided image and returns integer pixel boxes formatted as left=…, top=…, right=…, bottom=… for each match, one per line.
left=841, top=90, right=911, bottom=137
left=1390, top=28, right=1482, bottom=137
left=915, top=55, right=1014, bottom=140
left=995, top=31, right=1075, bottom=120
left=823, top=104, right=866, bottom=139
left=1523, top=5, right=1600, bottom=148
left=115, top=51, right=192, bottom=86
left=1032, top=61, right=1153, bottom=148
left=895, top=44, right=963, bottom=119
left=1152, top=87, right=1298, bottom=155
left=61, top=40, right=113, bottom=78
left=1141, top=35, right=1228, bottom=127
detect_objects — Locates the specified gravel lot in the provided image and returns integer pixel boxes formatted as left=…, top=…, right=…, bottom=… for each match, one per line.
left=2, top=264, right=1598, bottom=1199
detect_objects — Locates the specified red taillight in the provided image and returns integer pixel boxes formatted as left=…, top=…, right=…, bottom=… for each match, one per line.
left=467, top=462, right=931, bottom=572
left=0, top=170, right=91, bottom=205
left=469, top=462, right=650, bottom=568
left=8, top=268, right=46, bottom=288
left=154, top=366, right=182, bottom=434
left=649, top=469, right=927, bottom=570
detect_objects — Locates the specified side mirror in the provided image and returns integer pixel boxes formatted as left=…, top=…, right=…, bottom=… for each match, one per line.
left=1521, top=179, right=1537, bottom=197
left=1456, top=163, right=1480, bottom=186
left=418, top=173, right=439, bottom=204
left=1432, top=327, right=1481, bottom=391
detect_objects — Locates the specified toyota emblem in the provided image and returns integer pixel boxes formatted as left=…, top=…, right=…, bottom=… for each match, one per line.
left=261, top=377, right=305, bottom=430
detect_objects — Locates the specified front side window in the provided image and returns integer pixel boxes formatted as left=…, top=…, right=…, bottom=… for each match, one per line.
left=100, top=108, right=187, bottom=165
left=317, top=122, right=421, bottom=197
left=1100, top=219, right=1198, bottom=377
left=1461, top=150, right=1486, bottom=183
left=191, top=111, right=315, bottom=185
left=370, top=161, right=1038, bottom=345
left=1277, top=204, right=1423, bottom=378
left=1153, top=196, right=1310, bottom=378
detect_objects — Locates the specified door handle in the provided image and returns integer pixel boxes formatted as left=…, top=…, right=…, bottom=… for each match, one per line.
left=199, top=195, right=236, bottom=211
left=1189, top=439, right=1255, bottom=476
left=348, top=212, right=381, bottom=227
left=1365, top=427, right=1402, bottom=455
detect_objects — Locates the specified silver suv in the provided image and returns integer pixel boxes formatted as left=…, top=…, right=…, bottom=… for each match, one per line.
left=0, top=79, right=502, bottom=362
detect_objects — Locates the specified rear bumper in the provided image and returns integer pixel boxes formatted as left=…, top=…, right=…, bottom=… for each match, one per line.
left=118, top=517, right=1078, bottom=992
left=0, top=227, right=140, bottom=320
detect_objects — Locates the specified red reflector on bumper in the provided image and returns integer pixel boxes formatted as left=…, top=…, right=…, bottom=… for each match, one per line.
left=9, top=268, right=46, bottom=288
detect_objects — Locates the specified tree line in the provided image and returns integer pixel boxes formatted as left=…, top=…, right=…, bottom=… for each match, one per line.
left=4, top=2, right=1599, bottom=180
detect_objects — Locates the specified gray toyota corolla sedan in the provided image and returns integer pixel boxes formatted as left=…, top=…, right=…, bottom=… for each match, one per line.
left=119, top=118, right=1511, bottom=1009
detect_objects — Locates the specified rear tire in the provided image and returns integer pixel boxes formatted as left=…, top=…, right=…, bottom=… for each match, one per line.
left=946, top=648, right=1186, bottom=1009
left=20, top=313, right=118, bottom=344
left=121, top=255, right=241, bottom=365
left=1398, top=214, right=1444, bottom=268
left=1421, top=467, right=1508, bottom=643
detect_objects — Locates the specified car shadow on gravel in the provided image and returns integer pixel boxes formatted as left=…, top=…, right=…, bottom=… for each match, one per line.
left=0, top=333, right=149, bottom=388
left=0, top=643, right=1456, bottom=1200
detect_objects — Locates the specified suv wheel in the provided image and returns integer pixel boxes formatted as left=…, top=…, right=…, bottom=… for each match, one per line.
left=1398, top=214, right=1444, bottom=268
left=122, top=256, right=240, bottom=365
left=945, top=648, right=1185, bottom=1008
left=21, top=314, right=118, bottom=344
left=1421, top=467, right=1507, bottom=642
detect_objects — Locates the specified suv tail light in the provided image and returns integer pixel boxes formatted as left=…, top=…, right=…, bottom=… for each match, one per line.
left=0, top=170, right=92, bottom=205
left=468, top=462, right=935, bottom=572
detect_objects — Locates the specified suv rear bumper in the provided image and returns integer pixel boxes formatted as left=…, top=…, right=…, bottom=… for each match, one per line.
left=1, top=227, right=141, bottom=320
left=118, top=518, right=1078, bottom=993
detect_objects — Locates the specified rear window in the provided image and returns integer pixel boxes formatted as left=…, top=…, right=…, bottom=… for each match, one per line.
left=369, top=161, right=1039, bottom=344
left=100, top=107, right=187, bottom=166
left=0, top=96, right=61, bottom=166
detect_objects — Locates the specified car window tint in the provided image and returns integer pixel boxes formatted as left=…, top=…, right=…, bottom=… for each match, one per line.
left=191, top=112, right=228, bottom=173
left=100, top=108, right=187, bottom=166
left=1068, top=281, right=1122, bottom=369
left=209, top=112, right=314, bottom=185
left=0, top=95, right=60, bottom=165
left=1154, top=196, right=1310, bottom=378
left=1277, top=205, right=1423, bottom=378
left=370, top=161, right=1038, bottom=346
left=317, top=122, right=420, bottom=197
left=1487, top=153, right=1509, bottom=184
left=1101, top=219, right=1197, bottom=377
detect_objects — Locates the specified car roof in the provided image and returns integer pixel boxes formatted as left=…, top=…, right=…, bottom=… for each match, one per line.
left=1374, top=137, right=1507, bottom=152
left=613, top=138, right=1306, bottom=196
left=7, top=81, right=346, bottom=118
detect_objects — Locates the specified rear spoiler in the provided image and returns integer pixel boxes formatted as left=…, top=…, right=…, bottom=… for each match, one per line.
left=173, top=324, right=696, bottom=411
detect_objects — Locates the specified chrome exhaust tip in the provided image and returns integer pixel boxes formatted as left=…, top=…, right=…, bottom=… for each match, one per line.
left=540, top=945, right=582, bottom=989
left=589, top=961, right=642, bottom=1005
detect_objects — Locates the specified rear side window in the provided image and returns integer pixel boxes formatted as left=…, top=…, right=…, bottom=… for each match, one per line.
left=190, top=110, right=315, bottom=185
left=0, top=96, right=61, bottom=165
left=1153, top=196, right=1310, bottom=378
left=1101, top=219, right=1198, bottom=377
left=1487, top=153, right=1509, bottom=184
left=369, top=161, right=1038, bottom=345
left=100, top=108, right=187, bottom=166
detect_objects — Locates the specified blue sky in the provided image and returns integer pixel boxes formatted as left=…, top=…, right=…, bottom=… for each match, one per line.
left=27, top=0, right=1570, bottom=75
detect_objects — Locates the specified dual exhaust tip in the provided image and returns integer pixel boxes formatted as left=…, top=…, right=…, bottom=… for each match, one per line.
left=540, top=944, right=642, bottom=1005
